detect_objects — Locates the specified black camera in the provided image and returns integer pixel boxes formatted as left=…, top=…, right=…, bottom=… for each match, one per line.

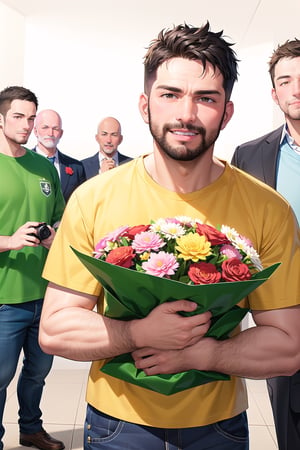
left=28, top=223, right=51, bottom=241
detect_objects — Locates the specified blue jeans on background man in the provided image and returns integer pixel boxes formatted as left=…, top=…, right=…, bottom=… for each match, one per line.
left=0, top=299, right=53, bottom=450
left=84, top=405, right=249, bottom=449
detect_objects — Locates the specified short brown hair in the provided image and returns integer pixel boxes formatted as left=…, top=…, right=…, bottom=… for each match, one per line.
left=0, top=86, right=38, bottom=117
left=269, top=39, right=300, bottom=87
left=143, top=22, right=239, bottom=101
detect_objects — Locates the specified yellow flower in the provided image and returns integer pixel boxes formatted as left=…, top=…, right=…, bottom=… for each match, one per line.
left=140, top=252, right=150, bottom=261
left=176, top=233, right=211, bottom=262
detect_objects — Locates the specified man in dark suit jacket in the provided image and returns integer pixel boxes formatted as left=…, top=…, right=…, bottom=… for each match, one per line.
left=33, top=109, right=86, bottom=202
left=82, top=117, right=132, bottom=179
left=232, top=39, right=300, bottom=450
left=231, top=126, right=281, bottom=188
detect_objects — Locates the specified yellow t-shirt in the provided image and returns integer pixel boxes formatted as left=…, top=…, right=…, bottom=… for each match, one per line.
left=43, top=156, right=300, bottom=428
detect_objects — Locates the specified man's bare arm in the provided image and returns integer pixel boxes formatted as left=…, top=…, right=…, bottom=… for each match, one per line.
left=133, top=306, right=300, bottom=379
left=39, top=282, right=212, bottom=361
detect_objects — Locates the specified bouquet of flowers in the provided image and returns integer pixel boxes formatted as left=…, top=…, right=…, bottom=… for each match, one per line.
left=72, top=216, right=279, bottom=395
left=94, top=217, right=264, bottom=283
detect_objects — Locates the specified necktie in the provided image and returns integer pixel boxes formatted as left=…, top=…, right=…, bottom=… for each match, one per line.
left=47, top=156, right=55, bottom=164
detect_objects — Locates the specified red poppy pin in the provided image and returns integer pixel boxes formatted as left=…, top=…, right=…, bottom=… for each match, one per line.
left=65, top=166, right=74, bottom=175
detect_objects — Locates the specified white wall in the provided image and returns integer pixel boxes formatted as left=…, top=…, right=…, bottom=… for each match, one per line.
left=1, top=0, right=299, bottom=162
left=214, top=41, right=275, bottom=160
left=23, top=11, right=149, bottom=158
left=0, top=3, right=25, bottom=87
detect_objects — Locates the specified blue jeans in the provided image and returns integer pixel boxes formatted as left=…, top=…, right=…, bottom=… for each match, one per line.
left=0, top=299, right=53, bottom=449
left=84, top=405, right=249, bottom=449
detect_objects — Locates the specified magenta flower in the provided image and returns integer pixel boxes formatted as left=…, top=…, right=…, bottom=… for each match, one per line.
left=94, top=225, right=129, bottom=258
left=142, top=251, right=179, bottom=277
left=220, top=244, right=242, bottom=260
left=105, top=225, right=130, bottom=242
left=165, top=217, right=180, bottom=224
left=94, top=237, right=109, bottom=258
left=132, top=231, right=165, bottom=253
left=239, top=234, right=253, bottom=247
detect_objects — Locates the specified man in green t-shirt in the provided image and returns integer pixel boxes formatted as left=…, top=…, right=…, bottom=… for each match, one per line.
left=0, top=86, right=65, bottom=450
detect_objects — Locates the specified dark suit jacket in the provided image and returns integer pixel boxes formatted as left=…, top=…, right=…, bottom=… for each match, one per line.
left=32, top=147, right=86, bottom=202
left=231, top=126, right=283, bottom=189
left=232, top=125, right=300, bottom=448
left=81, top=152, right=132, bottom=180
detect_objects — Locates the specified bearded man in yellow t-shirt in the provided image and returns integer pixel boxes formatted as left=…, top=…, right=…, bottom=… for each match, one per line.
left=39, top=23, right=300, bottom=450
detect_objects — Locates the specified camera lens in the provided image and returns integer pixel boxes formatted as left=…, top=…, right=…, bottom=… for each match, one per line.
left=36, top=223, right=51, bottom=241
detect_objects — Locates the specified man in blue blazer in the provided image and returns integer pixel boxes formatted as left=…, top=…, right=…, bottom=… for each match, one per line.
left=82, top=117, right=132, bottom=179
left=232, top=39, right=300, bottom=450
left=33, top=109, right=86, bottom=202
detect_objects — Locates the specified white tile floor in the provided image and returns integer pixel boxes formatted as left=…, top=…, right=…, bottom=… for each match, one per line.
left=3, top=357, right=278, bottom=450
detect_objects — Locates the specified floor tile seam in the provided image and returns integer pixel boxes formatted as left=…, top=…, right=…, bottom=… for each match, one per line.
left=248, top=393, right=272, bottom=426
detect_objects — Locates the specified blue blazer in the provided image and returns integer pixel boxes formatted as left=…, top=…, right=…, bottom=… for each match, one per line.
left=32, top=147, right=86, bottom=202
left=231, top=126, right=283, bottom=189
left=81, top=152, right=132, bottom=180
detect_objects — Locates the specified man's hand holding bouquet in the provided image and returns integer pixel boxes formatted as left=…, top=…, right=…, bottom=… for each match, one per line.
left=72, top=216, right=279, bottom=395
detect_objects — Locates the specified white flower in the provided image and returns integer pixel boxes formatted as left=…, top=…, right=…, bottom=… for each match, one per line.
left=174, top=216, right=197, bottom=226
left=160, top=222, right=186, bottom=239
left=221, top=225, right=240, bottom=242
left=244, top=245, right=263, bottom=271
left=231, top=235, right=250, bottom=253
left=221, top=225, right=263, bottom=270
left=150, top=218, right=168, bottom=233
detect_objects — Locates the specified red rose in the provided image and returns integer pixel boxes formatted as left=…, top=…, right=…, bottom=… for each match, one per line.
left=65, top=166, right=74, bottom=175
left=196, top=223, right=229, bottom=245
left=106, top=246, right=135, bottom=268
left=221, top=258, right=251, bottom=282
left=188, top=262, right=222, bottom=285
left=124, top=225, right=150, bottom=239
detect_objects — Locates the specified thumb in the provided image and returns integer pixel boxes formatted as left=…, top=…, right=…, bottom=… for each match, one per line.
left=161, top=300, right=198, bottom=314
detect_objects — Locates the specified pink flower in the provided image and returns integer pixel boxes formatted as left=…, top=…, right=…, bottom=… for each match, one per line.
left=132, top=231, right=165, bottom=253
left=94, top=225, right=129, bottom=257
left=165, top=218, right=180, bottom=224
left=142, top=251, right=179, bottom=277
left=105, top=225, right=130, bottom=242
left=94, top=237, right=109, bottom=258
left=239, top=234, right=253, bottom=247
left=220, top=244, right=242, bottom=260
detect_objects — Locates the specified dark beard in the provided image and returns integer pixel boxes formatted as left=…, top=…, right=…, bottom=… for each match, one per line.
left=148, top=109, right=225, bottom=162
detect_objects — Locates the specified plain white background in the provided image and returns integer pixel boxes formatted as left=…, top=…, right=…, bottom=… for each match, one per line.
left=0, top=0, right=299, bottom=161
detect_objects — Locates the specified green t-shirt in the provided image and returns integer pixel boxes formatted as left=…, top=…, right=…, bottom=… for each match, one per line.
left=0, top=148, right=65, bottom=303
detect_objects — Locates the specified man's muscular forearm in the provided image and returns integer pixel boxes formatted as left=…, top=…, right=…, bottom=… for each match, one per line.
left=134, top=312, right=300, bottom=379
left=40, top=285, right=212, bottom=361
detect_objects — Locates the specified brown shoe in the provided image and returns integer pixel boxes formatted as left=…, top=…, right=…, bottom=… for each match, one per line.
left=19, top=429, right=65, bottom=450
